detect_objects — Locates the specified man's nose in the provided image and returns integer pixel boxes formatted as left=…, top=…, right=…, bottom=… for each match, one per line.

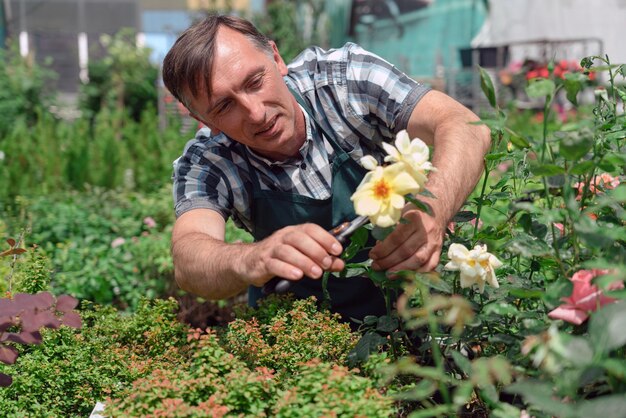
left=240, top=95, right=265, bottom=123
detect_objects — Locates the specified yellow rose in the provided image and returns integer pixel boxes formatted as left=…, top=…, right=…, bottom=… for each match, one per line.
left=351, top=163, right=420, bottom=227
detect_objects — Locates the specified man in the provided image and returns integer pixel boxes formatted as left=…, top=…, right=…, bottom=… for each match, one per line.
left=163, top=14, right=490, bottom=323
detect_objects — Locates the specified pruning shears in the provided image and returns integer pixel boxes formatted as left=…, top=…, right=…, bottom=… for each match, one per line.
left=261, top=215, right=370, bottom=295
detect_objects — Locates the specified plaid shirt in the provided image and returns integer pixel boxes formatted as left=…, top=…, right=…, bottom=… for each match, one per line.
left=172, top=42, right=430, bottom=233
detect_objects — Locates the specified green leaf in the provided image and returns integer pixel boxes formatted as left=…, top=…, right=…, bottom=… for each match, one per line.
left=508, top=288, right=544, bottom=299
left=347, top=332, right=388, bottom=364
left=569, top=160, right=595, bottom=175
left=405, top=195, right=433, bottom=216
left=563, top=72, right=586, bottom=106
left=412, top=272, right=453, bottom=294
left=507, top=131, right=531, bottom=149
left=506, top=233, right=551, bottom=257
left=376, top=315, right=399, bottom=333
left=526, top=78, right=556, bottom=98
left=478, top=66, right=497, bottom=108
left=506, top=380, right=576, bottom=417
left=589, top=301, right=626, bottom=355
left=601, top=358, right=626, bottom=379
left=605, top=129, right=626, bottom=141
left=371, top=225, right=393, bottom=241
left=559, top=133, right=594, bottom=161
left=342, top=227, right=369, bottom=260
left=392, top=379, right=437, bottom=402
left=485, top=152, right=507, bottom=161
left=483, top=302, right=520, bottom=316
left=452, top=211, right=476, bottom=222
left=453, top=381, right=474, bottom=406
left=450, top=350, right=472, bottom=376
left=577, top=395, right=626, bottom=418
left=529, top=163, right=566, bottom=176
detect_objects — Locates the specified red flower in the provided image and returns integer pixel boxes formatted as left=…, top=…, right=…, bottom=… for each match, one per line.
left=548, top=269, right=623, bottom=325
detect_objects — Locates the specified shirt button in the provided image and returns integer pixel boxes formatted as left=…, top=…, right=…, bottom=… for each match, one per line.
left=300, top=163, right=307, bottom=169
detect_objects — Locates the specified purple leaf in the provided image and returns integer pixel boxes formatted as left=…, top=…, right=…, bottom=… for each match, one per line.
left=5, top=331, right=42, bottom=345
left=55, top=295, right=79, bottom=313
left=0, top=373, right=12, bottom=387
left=61, top=312, right=82, bottom=329
left=14, top=292, right=54, bottom=311
left=20, top=311, right=61, bottom=332
left=0, top=299, right=19, bottom=317
left=6, top=238, right=16, bottom=247
left=0, top=345, right=19, bottom=365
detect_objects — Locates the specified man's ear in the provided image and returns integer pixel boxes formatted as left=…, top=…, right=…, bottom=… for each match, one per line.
left=189, top=112, right=221, bottom=135
left=269, top=40, right=289, bottom=76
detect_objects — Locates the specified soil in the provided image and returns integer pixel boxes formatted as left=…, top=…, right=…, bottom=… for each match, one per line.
left=174, top=292, right=247, bottom=329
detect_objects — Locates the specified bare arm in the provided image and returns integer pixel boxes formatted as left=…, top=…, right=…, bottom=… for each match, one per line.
left=369, top=89, right=491, bottom=272
left=172, top=208, right=345, bottom=300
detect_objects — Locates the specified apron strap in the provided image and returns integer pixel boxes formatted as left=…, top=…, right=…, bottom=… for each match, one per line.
left=286, top=84, right=348, bottom=157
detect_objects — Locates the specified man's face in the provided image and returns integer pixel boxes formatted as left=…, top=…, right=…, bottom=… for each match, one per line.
left=186, top=27, right=305, bottom=161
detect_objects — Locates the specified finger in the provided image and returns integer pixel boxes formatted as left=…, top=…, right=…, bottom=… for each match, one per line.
left=417, top=248, right=441, bottom=273
left=271, top=243, right=325, bottom=279
left=370, top=213, right=425, bottom=259
left=299, top=223, right=343, bottom=256
left=263, top=258, right=303, bottom=283
left=282, top=230, right=336, bottom=270
left=384, top=240, right=440, bottom=273
left=328, top=257, right=345, bottom=272
left=370, top=231, right=426, bottom=271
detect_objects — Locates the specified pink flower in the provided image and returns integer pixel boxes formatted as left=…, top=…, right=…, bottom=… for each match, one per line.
left=143, top=216, right=157, bottom=228
left=548, top=269, right=624, bottom=325
left=574, top=173, right=620, bottom=200
left=553, top=223, right=565, bottom=236
left=469, top=218, right=483, bottom=229
left=111, top=237, right=126, bottom=248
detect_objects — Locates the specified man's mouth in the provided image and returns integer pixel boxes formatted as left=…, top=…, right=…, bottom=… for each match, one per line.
left=255, top=116, right=278, bottom=137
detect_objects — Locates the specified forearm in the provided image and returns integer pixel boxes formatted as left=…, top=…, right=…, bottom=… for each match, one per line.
left=424, top=117, right=490, bottom=226
left=172, top=232, right=254, bottom=300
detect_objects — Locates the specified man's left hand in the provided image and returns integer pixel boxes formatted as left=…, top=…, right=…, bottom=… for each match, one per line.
left=368, top=208, right=444, bottom=273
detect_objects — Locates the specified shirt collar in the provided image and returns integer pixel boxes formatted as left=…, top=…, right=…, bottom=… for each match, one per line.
left=246, top=103, right=313, bottom=167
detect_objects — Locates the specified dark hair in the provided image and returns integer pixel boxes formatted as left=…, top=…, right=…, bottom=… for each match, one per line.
left=162, top=14, right=272, bottom=107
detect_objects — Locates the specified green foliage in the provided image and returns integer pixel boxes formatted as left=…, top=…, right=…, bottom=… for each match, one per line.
left=78, top=29, right=158, bottom=121
left=226, top=296, right=358, bottom=376
left=107, top=330, right=276, bottom=417
left=4, top=187, right=175, bottom=309
left=0, top=297, right=188, bottom=416
left=106, top=299, right=392, bottom=418
left=0, top=42, right=57, bottom=137
left=272, top=359, right=394, bottom=417
left=255, top=0, right=309, bottom=62
left=0, top=108, right=189, bottom=201
left=10, top=245, right=52, bottom=294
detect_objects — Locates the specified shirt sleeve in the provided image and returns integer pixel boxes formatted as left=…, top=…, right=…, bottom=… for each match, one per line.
left=172, top=133, right=240, bottom=220
left=344, top=43, right=431, bottom=134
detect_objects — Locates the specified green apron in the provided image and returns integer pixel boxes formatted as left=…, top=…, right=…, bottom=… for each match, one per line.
left=246, top=87, right=390, bottom=324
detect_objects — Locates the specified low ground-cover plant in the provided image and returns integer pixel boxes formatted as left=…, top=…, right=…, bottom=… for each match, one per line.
left=106, top=296, right=393, bottom=418
left=0, top=297, right=189, bottom=417
left=2, top=188, right=175, bottom=309
left=227, top=295, right=358, bottom=377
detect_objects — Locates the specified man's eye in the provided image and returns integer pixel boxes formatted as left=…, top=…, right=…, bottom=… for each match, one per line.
left=249, top=76, right=263, bottom=89
left=215, top=102, right=231, bottom=114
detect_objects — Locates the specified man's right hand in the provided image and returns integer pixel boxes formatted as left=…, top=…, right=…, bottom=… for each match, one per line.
left=171, top=209, right=345, bottom=300
left=244, top=223, right=345, bottom=287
